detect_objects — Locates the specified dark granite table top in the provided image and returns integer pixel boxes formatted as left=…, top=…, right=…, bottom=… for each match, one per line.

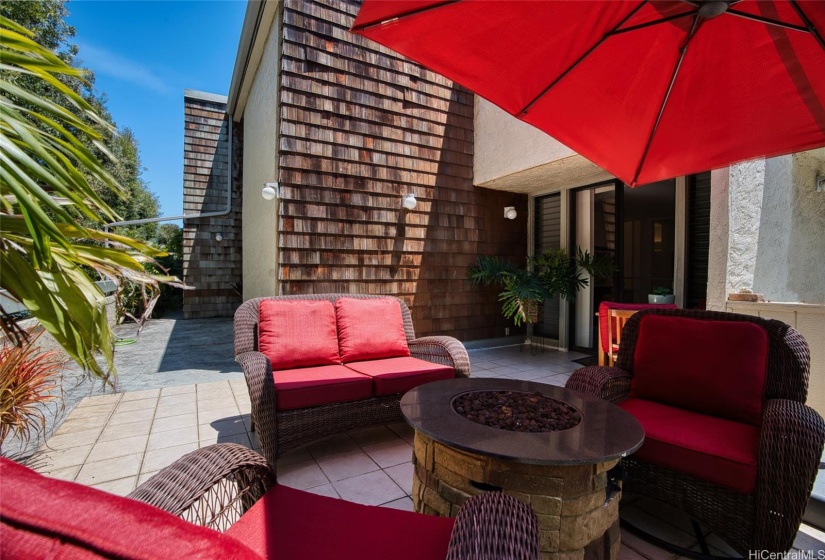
left=401, top=378, right=644, bottom=465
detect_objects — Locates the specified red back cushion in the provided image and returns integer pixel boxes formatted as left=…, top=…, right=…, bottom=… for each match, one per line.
left=335, top=298, right=410, bottom=362
left=259, top=299, right=341, bottom=369
left=0, top=458, right=260, bottom=560
left=631, top=315, right=769, bottom=426
left=598, top=302, right=678, bottom=353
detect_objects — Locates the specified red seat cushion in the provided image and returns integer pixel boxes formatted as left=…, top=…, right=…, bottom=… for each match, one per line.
left=598, top=302, right=677, bottom=353
left=335, top=298, right=411, bottom=362
left=345, top=357, right=455, bottom=397
left=273, top=365, right=373, bottom=410
left=619, top=398, right=760, bottom=494
left=631, top=315, right=769, bottom=426
left=0, top=458, right=259, bottom=560
left=259, top=299, right=341, bottom=369
left=226, top=484, right=455, bottom=560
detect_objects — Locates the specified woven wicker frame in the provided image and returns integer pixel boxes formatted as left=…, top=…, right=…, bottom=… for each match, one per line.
left=234, top=294, right=471, bottom=467
left=129, top=444, right=539, bottom=558
left=566, top=308, right=825, bottom=554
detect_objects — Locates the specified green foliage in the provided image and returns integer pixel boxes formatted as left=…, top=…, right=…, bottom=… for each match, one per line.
left=0, top=15, right=183, bottom=382
left=651, top=286, right=673, bottom=296
left=155, top=224, right=182, bottom=256
left=0, top=330, right=65, bottom=448
left=469, top=249, right=616, bottom=326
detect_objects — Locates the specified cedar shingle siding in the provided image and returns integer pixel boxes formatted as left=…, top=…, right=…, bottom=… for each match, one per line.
left=182, top=94, right=243, bottom=318
left=277, top=0, right=527, bottom=341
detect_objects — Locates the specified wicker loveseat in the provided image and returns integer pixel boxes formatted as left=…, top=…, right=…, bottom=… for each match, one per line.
left=1, top=444, right=539, bottom=559
left=234, top=294, right=470, bottom=466
left=566, top=308, right=825, bottom=554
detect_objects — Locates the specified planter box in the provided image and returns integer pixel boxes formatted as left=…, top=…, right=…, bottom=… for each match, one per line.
left=648, top=294, right=675, bottom=304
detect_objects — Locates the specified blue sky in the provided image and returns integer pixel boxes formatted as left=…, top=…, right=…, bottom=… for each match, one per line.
left=66, top=1, right=246, bottom=221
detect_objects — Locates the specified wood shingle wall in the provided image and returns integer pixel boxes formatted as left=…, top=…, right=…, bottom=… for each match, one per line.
left=182, top=92, right=243, bottom=318
left=276, top=0, right=527, bottom=340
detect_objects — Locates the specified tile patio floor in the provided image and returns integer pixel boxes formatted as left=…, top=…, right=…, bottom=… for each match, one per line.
left=23, top=344, right=825, bottom=558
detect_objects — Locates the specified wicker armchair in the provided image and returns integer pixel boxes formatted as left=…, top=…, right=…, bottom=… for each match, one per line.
left=1, top=443, right=540, bottom=559
left=234, top=294, right=471, bottom=467
left=566, top=308, right=825, bottom=554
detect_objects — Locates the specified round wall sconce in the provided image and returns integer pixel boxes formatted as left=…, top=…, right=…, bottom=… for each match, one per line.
left=402, top=194, right=417, bottom=210
left=215, top=232, right=223, bottom=242
left=504, top=206, right=517, bottom=220
left=262, top=183, right=278, bottom=200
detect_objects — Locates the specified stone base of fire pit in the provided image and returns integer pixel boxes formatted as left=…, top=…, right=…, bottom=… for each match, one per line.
left=412, top=432, right=622, bottom=560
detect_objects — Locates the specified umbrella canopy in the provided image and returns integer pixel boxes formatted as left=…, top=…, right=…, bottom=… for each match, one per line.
left=351, top=1, right=825, bottom=186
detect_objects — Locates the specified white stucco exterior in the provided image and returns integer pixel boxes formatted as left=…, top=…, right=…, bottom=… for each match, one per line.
left=241, top=17, right=281, bottom=299
left=707, top=148, right=825, bottom=310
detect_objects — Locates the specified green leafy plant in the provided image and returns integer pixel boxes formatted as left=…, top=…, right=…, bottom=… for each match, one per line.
left=650, top=286, right=673, bottom=296
left=0, top=330, right=65, bottom=448
left=469, top=248, right=615, bottom=326
left=0, top=16, right=184, bottom=382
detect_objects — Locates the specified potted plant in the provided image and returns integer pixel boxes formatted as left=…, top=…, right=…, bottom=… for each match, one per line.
left=648, top=286, right=676, bottom=304
left=469, top=248, right=615, bottom=326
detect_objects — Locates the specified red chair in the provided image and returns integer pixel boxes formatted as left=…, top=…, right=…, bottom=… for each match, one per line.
left=568, top=308, right=825, bottom=554
left=597, top=302, right=677, bottom=365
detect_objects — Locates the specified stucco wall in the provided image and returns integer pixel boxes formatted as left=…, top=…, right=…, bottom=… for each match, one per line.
left=707, top=147, right=825, bottom=310
left=241, top=17, right=281, bottom=300
left=474, top=98, right=575, bottom=185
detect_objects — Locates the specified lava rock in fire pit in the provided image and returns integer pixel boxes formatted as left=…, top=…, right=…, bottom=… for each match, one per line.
left=452, top=390, right=582, bottom=432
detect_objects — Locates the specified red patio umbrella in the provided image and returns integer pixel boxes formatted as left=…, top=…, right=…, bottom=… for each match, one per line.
left=351, top=1, right=825, bottom=186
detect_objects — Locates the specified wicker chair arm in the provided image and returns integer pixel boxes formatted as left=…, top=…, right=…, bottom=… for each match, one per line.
left=565, top=366, right=631, bottom=404
left=235, top=350, right=279, bottom=468
left=409, top=336, right=471, bottom=378
left=128, top=444, right=275, bottom=531
left=446, top=492, right=539, bottom=560
left=754, top=399, right=825, bottom=551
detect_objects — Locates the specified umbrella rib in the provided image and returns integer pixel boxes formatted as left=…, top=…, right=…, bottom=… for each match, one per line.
left=607, top=11, right=697, bottom=37
left=631, top=14, right=701, bottom=186
left=789, top=0, right=825, bottom=53
left=351, top=0, right=461, bottom=32
left=726, top=9, right=808, bottom=33
left=519, top=0, right=648, bottom=116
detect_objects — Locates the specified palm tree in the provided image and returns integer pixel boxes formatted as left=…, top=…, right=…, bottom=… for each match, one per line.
left=0, top=16, right=182, bottom=382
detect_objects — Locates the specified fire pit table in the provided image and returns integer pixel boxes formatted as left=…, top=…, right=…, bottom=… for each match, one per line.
left=402, top=378, right=644, bottom=560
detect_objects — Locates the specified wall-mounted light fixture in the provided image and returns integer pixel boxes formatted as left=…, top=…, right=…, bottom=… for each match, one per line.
left=262, top=182, right=279, bottom=200
left=215, top=232, right=223, bottom=242
left=816, top=174, right=825, bottom=193
left=504, top=206, right=517, bottom=220
left=402, top=193, right=417, bottom=210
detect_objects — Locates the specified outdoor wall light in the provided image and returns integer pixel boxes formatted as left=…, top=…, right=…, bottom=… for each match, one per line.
left=816, top=174, right=825, bottom=193
left=215, top=232, right=223, bottom=242
left=504, top=206, right=517, bottom=220
left=262, top=182, right=279, bottom=200
left=402, top=193, right=417, bottom=210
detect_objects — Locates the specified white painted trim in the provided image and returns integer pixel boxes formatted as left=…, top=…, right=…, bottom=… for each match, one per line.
left=674, top=176, right=687, bottom=307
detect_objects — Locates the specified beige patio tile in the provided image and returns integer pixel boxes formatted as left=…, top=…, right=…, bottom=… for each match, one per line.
left=43, top=465, right=81, bottom=481
left=77, top=393, right=121, bottom=407
left=617, top=543, right=649, bottom=560
left=196, top=382, right=233, bottom=396
left=331, top=470, right=405, bottom=506
left=160, top=384, right=196, bottom=396
left=347, top=425, right=400, bottom=448
left=31, top=444, right=93, bottom=471
left=362, top=439, right=413, bottom=469
left=382, top=497, right=414, bottom=511
left=197, top=406, right=241, bottom=425
left=306, top=434, right=358, bottom=459
left=198, top=416, right=247, bottom=439
left=317, top=449, right=380, bottom=482
left=155, top=402, right=197, bottom=419
left=137, top=470, right=160, bottom=487
left=141, top=442, right=199, bottom=474
left=199, top=431, right=252, bottom=448
left=304, top=483, right=340, bottom=499
left=76, top=453, right=142, bottom=485
left=53, top=415, right=108, bottom=436
left=91, top=476, right=137, bottom=497
left=120, top=389, right=160, bottom=402
left=150, top=413, right=198, bottom=433
left=384, top=461, right=414, bottom=495
left=277, top=447, right=313, bottom=468
left=86, top=435, right=149, bottom=463
left=147, top=425, right=199, bottom=451
left=114, top=398, right=158, bottom=414
left=157, top=393, right=196, bottom=407
left=45, top=427, right=103, bottom=450
left=278, top=459, right=330, bottom=491
left=197, top=396, right=239, bottom=412
left=98, top=419, right=152, bottom=442
left=236, top=401, right=252, bottom=415
left=108, top=407, right=155, bottom=426
left=67, top=403, right=117, bottom=420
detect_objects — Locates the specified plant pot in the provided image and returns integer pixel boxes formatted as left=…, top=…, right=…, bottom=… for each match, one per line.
left=648, top=294, right=675, bottom=304
left=525, top=301, right=545, bottom=324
